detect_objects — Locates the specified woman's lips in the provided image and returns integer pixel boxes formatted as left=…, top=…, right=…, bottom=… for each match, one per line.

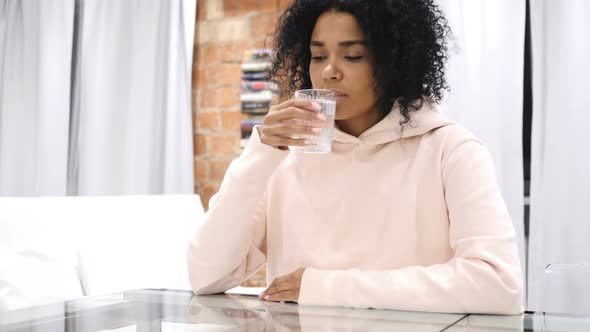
left=328, top=90, right=348, bottom=102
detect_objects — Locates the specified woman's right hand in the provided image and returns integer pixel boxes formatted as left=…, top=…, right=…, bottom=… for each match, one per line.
left=258, top=99, right=328, bottom=150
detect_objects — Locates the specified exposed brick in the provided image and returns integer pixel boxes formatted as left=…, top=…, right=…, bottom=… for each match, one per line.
left=218, top=86, right=239, bottom=108
left=203, top=66, right=218, bottom=86
left=216, top=63, right=242, bottom=85
left=201, top=183, right=219, bottom=210
left=220, top=41, right=253, bottom=63
left=210, top=159, right=232, bottom=181
left=210, top=135, right=238, bottom=155
left=193, top=134, right=207, bottom=156
left=202, top=16, right=250, bottom=45
left=221, top=110, right=247, bottom=131
left=198, top=111, right=219, bottom=130
left=193, top=87, right=203, bottom=112
left=278, top=0, right=293, bottom=11
left=193, top=184, right=202, bottom=201
left=258, top=0, right=278, bottom=13
left=197, top=21, right=218, bottom=45
left=192, top=89, right=199, bottom=113
left=254, top=37, right=274, bottom=50
left=206, top=0, right=224, bottom=20
left=203, top=44, right=220, bottom=65
left=195, top=68, right=209, bottom=86
left=216, top=17, right=250, bottom=42
left=191, top=67, right=200, bottom=87
left=193, top=43, right=201, bottom=66
left=192, top=111, right=198, bottom=132
left=242, top=0, right=258, bottom=13
left=197, top=1, right=207, bottom=20
left=192, top=0, right=286, bottom=181
left=251, top=14, right=279, bottom=40
left=223, top=0, right=241, bottom=16
left=196, top=66, right=215, bottom=87
left=194, top=160, right=209, bottom=182
left=200, top=87, right=217, bottom=108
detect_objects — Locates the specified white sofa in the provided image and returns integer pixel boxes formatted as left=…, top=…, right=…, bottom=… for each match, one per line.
left=0, top=195, right=205, bottom=311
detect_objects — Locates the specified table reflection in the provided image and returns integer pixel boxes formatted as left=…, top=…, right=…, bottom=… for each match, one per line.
left=3, top=289, right=590, bottom=332
left=184, top=294, right=465, bottom=331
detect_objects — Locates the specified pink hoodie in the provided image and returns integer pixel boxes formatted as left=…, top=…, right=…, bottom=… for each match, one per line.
left=188, top=103, right=523, bottom=314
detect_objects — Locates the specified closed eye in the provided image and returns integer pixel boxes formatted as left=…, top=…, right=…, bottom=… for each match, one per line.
left=345, top=56, right=364, bottom=62
left=311, top=56, right=327, bottom=62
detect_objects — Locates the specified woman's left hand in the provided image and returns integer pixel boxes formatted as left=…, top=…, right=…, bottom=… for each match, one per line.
left=259, top=267, right=306, bottom=303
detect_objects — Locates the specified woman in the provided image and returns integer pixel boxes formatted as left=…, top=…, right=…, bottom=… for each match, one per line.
left=188, top=0, right=523, bottom=314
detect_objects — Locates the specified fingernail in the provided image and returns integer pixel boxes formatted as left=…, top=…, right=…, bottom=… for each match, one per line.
left=317, top=114, right=327, bottom=121
left=304, top=140, right=312, bottom=145
left=311, top=127, right=322, bottom=134
left=311, top=102, right=322, bottom=111
left=264, top=295, right=270, bottom=300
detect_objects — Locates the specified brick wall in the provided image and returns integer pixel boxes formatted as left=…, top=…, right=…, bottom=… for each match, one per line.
left=192, top=0, right=292, bottom=208
left=192, top=0, right=292, bottom=287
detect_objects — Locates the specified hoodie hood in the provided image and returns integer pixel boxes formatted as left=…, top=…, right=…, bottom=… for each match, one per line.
left=332, top=102, right=455, bottom=145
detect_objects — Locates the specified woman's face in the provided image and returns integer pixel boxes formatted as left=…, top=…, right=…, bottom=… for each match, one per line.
left=309, top=11, right=377, bottom=121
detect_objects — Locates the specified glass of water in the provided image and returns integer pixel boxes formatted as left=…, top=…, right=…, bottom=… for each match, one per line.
left=291, top=89, right=336, bottom=154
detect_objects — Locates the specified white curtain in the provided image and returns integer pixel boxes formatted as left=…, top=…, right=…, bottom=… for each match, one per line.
left=0, top=0, right=196, bottom=196
left=0, top=0, right=75, bottom=196
left=528, top=0, right=590, bottom=313
left=436, top=1, right=527, bottom=273
left=68, top=0, right=195, bottom=194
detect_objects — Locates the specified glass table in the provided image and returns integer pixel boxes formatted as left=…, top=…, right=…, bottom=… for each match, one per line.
left=1, top=289, right=589, bottom=332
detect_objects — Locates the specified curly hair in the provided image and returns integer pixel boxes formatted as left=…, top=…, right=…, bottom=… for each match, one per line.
left=269, top=0, right=452, bottom=127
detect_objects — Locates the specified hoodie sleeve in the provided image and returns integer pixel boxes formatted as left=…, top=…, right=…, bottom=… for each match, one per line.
left=187, top=128, right=288, bottom=295
left=298, top=140, right=523, bottom=314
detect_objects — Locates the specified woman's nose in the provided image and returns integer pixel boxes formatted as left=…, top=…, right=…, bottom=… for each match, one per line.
left=322, top=63, right=342, bottom=81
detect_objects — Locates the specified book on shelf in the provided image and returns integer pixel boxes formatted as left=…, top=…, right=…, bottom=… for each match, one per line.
left=242, top=101, right=271, bottom=110
left=238, top=50, right=276, bottom=148
left=241, top=62, right=271, bottom=73
left=242, top=49, right=272, bottom=62
left=241, top=72, right=270, bottom=81
left=240, top=90, right=276, bottom=102
left=240, top=81, right=279, bottom=93
left=241, top=102, right=271, bottom=115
